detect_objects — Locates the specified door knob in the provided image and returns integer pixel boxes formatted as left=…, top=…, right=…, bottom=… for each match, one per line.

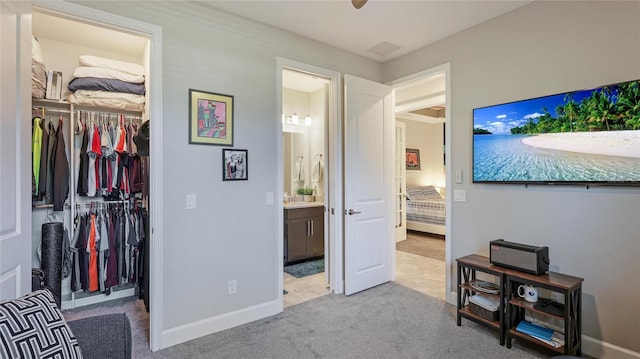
left=347, top=209, right=362, bottom=215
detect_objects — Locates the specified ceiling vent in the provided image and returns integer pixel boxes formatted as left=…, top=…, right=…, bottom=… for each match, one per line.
left=367, top=41, right=402, bottom=56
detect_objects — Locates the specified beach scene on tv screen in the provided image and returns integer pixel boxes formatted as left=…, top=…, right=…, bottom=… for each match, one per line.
left=473, top=80, right=640, bottom=183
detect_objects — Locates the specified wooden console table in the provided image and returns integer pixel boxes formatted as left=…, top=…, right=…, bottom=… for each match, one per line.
left=456, top=254, right=583, bottom=355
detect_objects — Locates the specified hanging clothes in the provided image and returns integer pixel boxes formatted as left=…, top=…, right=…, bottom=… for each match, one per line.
left=32, top=116, right=43, bottom=198
left=37, top=119, right=50, bottom=201
left=98, top=213, right=110, bottom=292
left=44, top=120, right=57, bottom=204
left=77, top=117, right=89, bottom=196
left=70, top=213, right=81, bottom=292
left=87, top=122, right=98, bottom=197
left=105, top=207, right=119, bottom=289
left=51, top=118, right=70, bottom=211
left=76, top=215, right=88, bottom=291
left=87, top=213, right=99, bottom=292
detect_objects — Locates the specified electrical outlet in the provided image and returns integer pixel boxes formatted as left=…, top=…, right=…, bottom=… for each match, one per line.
left=228, top=280, right=237, bottom=295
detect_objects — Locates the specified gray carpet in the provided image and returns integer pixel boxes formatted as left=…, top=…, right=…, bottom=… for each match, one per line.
left=63, top=283, right=550, bottom=359
left=396, top=231, right=446, bottom=261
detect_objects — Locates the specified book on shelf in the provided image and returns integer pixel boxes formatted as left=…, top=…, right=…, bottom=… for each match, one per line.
left=532, top=331, right=565, bottom=348
left=515, top=320, right=554, bottom=341
left=45, top=70, right=63, bottom=100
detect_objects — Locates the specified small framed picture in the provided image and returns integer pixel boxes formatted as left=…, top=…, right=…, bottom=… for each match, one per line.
left=189, top=89, right=234, bottom=146
left=406, top=148, right=421, bottom=170
left=222, top=148, right=248, bottom=181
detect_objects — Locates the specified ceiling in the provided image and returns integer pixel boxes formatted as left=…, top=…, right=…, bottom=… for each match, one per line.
left=205, top=0, right=532, bottom=63
left=210, top=0, right=532, bottom=124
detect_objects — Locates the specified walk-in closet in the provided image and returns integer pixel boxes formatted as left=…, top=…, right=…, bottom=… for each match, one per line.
left=30, top=9, right=152, bottom=317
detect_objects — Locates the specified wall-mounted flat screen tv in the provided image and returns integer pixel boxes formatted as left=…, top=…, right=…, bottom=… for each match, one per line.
left=473, top=79, right=640, bottom=186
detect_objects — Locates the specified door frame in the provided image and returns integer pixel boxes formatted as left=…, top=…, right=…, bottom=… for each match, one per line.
left=386, top=63, right=453, bottom=304
left=28, top=1, right=165, bottom=351
left=276, top=58, right=343, bottom=302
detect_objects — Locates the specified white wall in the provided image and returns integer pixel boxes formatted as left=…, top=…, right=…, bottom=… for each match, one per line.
left=398, top=119, right=445, bottom=191
left=70, top=0, right=381, bottom=349
left=384, top=1, right=640, bottom=355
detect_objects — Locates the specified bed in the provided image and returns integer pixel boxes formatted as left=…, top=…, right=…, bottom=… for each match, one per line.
left=405, top=185, right=446, bottom=235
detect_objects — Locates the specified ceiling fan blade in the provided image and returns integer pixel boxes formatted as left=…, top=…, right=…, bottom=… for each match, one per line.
left=352, top=0, right=367, bottom=9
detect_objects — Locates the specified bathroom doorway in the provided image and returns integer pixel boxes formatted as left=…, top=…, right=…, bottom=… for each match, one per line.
left=279, top=62, right=340, bottom=307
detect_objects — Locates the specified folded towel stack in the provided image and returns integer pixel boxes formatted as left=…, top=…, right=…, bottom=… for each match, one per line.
left=67, top=55, right=146, bottom=112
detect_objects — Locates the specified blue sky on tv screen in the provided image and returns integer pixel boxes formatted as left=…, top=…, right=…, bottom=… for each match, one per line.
left=473, top=89, right=594, bottom=135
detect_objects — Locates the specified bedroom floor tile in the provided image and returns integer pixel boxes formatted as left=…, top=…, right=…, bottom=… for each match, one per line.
left=395, top=250, right=446, bottom=301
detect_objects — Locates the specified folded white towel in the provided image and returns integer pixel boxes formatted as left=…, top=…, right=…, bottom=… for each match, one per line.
left=293, top=157, right=304, bottom=181
left=312, top=159, right=322, bottom=182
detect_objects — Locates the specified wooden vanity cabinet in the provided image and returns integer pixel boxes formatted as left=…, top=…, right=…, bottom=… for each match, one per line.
left=284, top=206, right=324, bottom=264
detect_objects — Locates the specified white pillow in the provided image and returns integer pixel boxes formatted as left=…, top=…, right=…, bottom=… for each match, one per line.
left=79, top=55, right=145, bottom=76
left=32, top=36, right=44, bottom=63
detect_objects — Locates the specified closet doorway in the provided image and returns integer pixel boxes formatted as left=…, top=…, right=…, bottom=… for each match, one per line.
left=31, top=2, right=163, bottom=351
left=277, top=59, right=342, bottom=308
left=388, top=64, right=452, bottom=304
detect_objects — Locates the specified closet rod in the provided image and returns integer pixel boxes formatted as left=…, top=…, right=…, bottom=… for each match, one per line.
left=32, top=107, right=71, bottom=114
left=76, top=199, right=131, bottom=205
left=75, top=110, right=143, bottom=118
left=32, top=202, right=71, bottom=209
left=75, top=113, right=143, bottom=123
left=33, top=199, right=139, bottom=209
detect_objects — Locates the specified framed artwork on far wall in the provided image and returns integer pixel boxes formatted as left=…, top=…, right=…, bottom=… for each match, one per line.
left=189, top=89, right=234, bottom=146
left=222, top=148, right=248, bottom=181
left=406, top=148, right=421, bottom=170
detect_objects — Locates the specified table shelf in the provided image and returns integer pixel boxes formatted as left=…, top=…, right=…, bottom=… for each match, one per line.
left=508, top=328, right=565, bottom=353
left=459, top=305, right=501, bottom=329
left=508, top=297, right=565, bottom=321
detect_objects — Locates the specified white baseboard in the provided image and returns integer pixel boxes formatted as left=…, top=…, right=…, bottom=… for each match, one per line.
left=583, top=335, right=640, bottom=359
left=61, top=287, right=136, bottom=310
left=159, top=299, right=281, bottom=350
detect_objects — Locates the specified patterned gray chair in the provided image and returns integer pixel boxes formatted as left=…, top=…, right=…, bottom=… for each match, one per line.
left=0, top=289, right=131, bottom=359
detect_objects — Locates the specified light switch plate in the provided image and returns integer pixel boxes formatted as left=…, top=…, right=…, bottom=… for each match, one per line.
left=186, top=194, right=196, bottom=209
left=454, top=169, right=463, bottom=184
left=266, top=192, right=274, bottom=205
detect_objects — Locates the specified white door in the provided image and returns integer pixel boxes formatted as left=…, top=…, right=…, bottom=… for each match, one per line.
left=0, top=1, right=33, bottom=300
left=343, top=75, right=394, bottom=296
left=394, top=121, right=407, bottom=242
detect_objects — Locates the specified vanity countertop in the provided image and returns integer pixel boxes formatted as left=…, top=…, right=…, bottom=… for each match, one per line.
left=284, top=201, right=324, bottom=209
